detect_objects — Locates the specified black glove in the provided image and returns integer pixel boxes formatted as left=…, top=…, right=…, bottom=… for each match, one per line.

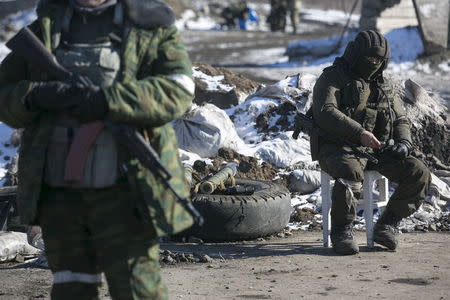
left=26, top=81, right=79, bottom=111
left=383, top=140, right=412, bottom=159
left=66, top=85, right=109, bottom=123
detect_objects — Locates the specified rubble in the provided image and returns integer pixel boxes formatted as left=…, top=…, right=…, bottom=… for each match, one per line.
left=159, top=250, right=214, bottom=265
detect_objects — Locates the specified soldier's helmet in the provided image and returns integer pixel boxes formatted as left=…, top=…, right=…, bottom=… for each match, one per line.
left=343, top=30, right=391, bottom=69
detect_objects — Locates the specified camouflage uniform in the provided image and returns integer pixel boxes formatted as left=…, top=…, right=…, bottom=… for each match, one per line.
left=0, top=0, right=195, bottom=298
left=268, top=0, right=288, bottom=32
left=287, top=0, right=300, bottom=34
left=311, top=31, right=430, bottom=253
left=221, top=1, right=248, bottom=29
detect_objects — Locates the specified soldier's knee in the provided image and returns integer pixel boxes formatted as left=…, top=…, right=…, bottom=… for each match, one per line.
left=405, top=158, right=431, bottom=184
left=334, top=163, right=364, bottom=182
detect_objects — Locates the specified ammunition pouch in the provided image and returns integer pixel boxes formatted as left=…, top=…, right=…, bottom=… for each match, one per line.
left=45, top=125, right=121, bottom=188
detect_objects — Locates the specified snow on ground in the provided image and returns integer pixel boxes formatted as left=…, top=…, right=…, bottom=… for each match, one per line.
left=0, top=125, right=16, bottom=186
left=2, top=9, right=36, bottom=31
left=0, top=6, right=448, bottom=232
left=284, top=26, right=425, bottom=77
left=0, top=43, right=9, bottom=61
left=301, top=8, right=359, bottom=27
left=176, top=9, right=217, bottom=31
left=176, top=4, right=360, bottom=33
left=192, top=66, right=235, bottom=91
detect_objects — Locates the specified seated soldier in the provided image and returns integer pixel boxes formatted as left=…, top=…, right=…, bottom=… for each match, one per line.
left=312, top=30, right=431, bottom=255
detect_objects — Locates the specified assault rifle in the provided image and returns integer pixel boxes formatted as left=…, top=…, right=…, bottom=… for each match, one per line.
left=6, top=27, right=204, bottom=227
left=292, top=111, right=379, bottom=164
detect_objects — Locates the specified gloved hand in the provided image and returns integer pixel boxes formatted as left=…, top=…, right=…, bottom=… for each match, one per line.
left=26, top=81, right=79, bottom=111
left=66, top=85, right=109, bottom=123
left=383, top=140, right=412, bottom=159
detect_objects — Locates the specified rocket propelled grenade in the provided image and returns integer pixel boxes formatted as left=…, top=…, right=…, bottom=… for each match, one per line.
left=199, top=163, right=238, bottom=194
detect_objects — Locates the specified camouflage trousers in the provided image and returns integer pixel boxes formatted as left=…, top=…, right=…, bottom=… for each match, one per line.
left=37, top=182, right=168, bottom=300
left=319, top=145, right=431, bottom=226
left=287, top=0, right=300, bottom=33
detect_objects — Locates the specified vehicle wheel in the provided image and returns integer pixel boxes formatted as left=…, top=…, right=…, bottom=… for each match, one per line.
left=189, top=178, right=291, bottom=241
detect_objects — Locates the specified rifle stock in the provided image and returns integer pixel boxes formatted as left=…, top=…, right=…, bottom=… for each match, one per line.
left=6, top=27, right=204, bottom=227
left=6, top=27, right=71, bottom=81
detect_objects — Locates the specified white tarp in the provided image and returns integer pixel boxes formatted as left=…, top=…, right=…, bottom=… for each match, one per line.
left=174, top=104, right=246, bottom=158
left=288, top=169, right=322, bottom=194
left=0, top=231, right=40, bottom=262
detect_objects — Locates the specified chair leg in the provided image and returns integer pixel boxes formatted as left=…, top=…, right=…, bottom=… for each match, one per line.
left=321, top=172, right=331, bottom=247
left=363, top=173, right=375, bottom=248
left=378, top=177, right=389, bottom=215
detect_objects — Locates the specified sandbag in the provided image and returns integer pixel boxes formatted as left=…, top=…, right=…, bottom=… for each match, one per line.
left=173, top=104, right=246, bottom=158
left=288, top=169, right=321, bottom=194
left=0, top=231, right=41, bottom=262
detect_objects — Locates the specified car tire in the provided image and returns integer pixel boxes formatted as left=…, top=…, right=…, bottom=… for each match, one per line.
left=189, top=178, right=291, bottom=241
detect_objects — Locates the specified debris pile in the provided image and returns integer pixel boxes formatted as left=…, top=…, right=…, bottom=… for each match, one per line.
left=182, top=65, right=450, bottom=234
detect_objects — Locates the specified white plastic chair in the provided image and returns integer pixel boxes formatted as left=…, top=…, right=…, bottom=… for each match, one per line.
left=321, top=170, right=389, bottom=248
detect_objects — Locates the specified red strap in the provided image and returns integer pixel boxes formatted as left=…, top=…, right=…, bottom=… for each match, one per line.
left=64, top=121, right=105, bottom=182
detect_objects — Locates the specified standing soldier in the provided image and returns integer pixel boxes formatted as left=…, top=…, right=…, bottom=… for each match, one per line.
left=220, top=0, right=248, bottom=30
left=0, top=0, right=196, bottom=298
left=287, top=0, right=301, bottom=34
left=268, top=0, right=288, bottom=32
left=311, top=31, right=430, bottom=255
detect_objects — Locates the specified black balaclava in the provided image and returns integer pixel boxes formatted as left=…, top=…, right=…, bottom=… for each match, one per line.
left=69, top=0, right=117, bottom=15
left=342, top=30, right=391, bottom=81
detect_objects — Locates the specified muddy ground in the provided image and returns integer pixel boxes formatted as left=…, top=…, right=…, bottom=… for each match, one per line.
left=0, top=232, right=449, bottom=299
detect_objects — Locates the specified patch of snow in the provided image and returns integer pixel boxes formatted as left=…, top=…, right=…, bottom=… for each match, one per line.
left=0, top=123, right=17, bottom=185
left=4, top=9, right=37, bottom=31
left=226, top=97, right=278, bottom=143
left=438, top=61, right=450, bottom=73
left=302, top=8, right=360, bottom=27
left=192, top=67, right=235, bottom=92
left=255, top=133, right=312, bottom=168
left=176, top=10, right=218, bottom=31
left=287, top=27, right=424, bottom=70
left=0, top=43, right=10, bottom=62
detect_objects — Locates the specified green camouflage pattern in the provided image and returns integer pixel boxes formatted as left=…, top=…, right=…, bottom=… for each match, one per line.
left=312, top=61, right=411, bottom=158
left=39, top=185, right=167, bottom=300
left=0, top=2, right=194, bottom=235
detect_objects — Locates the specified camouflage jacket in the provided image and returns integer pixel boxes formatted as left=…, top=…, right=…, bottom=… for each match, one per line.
left=0, top=2, right=194, bottom=236
left=311, top=58, right=411, bottom=159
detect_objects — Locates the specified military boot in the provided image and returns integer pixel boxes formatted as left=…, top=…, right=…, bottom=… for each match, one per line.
left=331, top=224, right=359, bottom=255
left=373, top=211, right=401, bottom=250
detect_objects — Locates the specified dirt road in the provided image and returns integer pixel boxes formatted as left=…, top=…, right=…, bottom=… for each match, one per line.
left=0, top=231, right=449, bottom=299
